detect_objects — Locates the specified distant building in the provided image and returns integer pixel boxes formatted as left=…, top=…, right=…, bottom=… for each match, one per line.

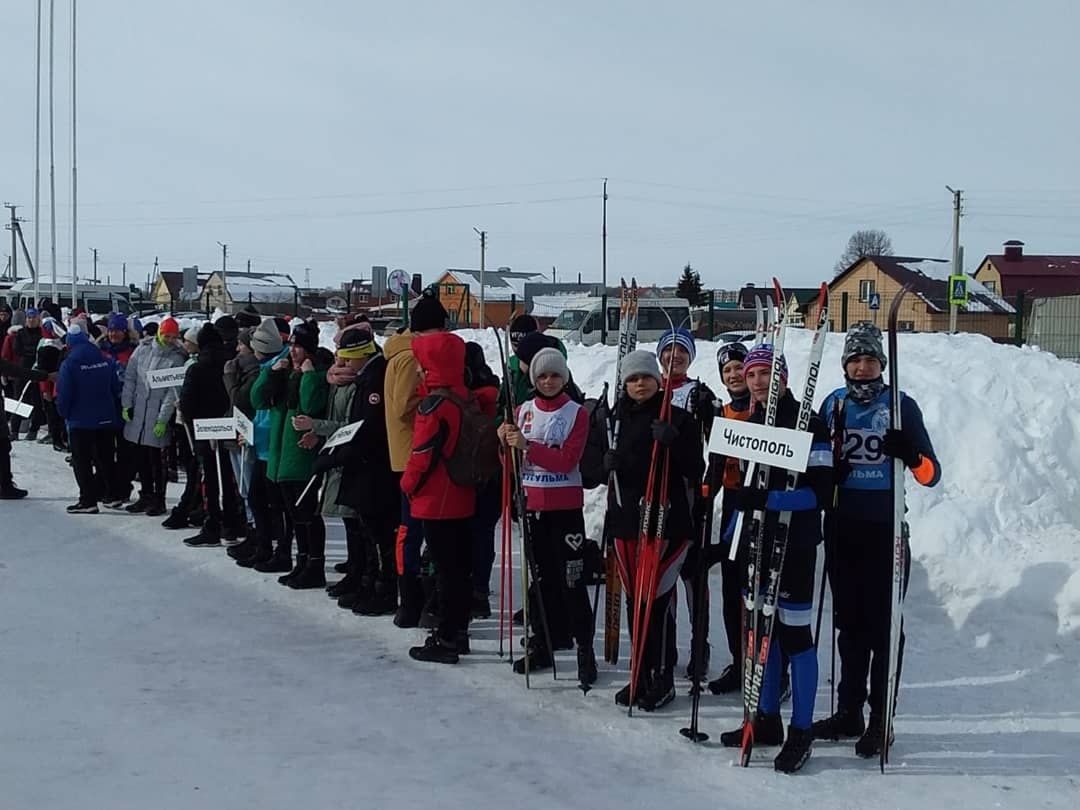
left=200, top=271, right=299, bottom=315
left=973, top=240, right=1080, bottom=299
left=810, top=255, right=1014, bottom=339
left=433, top=268, right=550, bottom=328
left=149, top=269, right=211, bottom=312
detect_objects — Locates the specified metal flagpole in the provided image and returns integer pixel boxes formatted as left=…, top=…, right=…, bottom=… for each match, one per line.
left=70, top=0, right=78, bottom=310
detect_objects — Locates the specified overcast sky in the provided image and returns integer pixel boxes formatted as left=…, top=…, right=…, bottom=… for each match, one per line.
left=1, top=0, right=1078, bottom=293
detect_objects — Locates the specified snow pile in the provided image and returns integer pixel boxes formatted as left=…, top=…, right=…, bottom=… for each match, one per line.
left=456, top=327, right=1080, bottom=635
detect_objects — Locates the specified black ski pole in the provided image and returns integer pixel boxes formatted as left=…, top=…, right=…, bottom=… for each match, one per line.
left=680, top=480, right=715, bottom=743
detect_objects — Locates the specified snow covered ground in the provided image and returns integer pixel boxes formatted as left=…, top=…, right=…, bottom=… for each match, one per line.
left=3, top=329, right=1079, bottom=809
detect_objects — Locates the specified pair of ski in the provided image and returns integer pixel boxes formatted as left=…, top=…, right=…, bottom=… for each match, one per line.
left=727, top=279, right=831, bottom=766
left=493, top=316, right=557, bottom=690
left=593, top=279, right=638, bottom=668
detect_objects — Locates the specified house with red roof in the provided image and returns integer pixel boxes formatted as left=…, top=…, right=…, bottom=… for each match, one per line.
left=973, top=240, right=1080, bottom=299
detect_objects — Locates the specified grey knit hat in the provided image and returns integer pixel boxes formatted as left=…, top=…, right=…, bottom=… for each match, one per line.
left=620, top=350, right=662, bottom=384
left=528, top=347, right=569, bottom=387
left=250, top=317, right=284, bottom=356
left=843, top=321, right=887, bottom=371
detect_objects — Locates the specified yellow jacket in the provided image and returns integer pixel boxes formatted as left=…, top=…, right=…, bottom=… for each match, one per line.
left=384, top=330, right=420, bottom=472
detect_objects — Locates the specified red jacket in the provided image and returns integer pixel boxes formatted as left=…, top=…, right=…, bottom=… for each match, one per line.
left=400, top=333, right=476, bottom=520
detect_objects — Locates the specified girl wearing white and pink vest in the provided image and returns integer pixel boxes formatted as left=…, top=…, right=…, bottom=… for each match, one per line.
left=498, top=346, right=597, bottom=688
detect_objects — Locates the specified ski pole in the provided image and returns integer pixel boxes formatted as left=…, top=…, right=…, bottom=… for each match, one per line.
left=212, top=439, right=225, bottom=512
left=295, top=474, right=317, bottom=507
left=680, top=481, right=713, bottom=743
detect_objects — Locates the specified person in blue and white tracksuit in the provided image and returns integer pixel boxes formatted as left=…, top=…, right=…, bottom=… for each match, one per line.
left=811, top=322, right=940, bottom=759
left=718, top=344, right=833, bottom=774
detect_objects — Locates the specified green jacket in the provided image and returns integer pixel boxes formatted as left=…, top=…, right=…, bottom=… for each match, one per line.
left=250, top=364, right=329, bottom=483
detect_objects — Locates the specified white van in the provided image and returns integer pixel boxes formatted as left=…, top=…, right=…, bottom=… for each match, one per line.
left=545, top=296, right=692, bottom=346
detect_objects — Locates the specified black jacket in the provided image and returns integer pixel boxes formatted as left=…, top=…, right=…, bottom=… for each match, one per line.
left=13, top=326, right=42, bottom=367
left=179, top=346, right=231, bottom=423
left=332, top=355, right=398, bottom=518
left=742, top=390, right=833, bottom=550
left=598, top=389, right=705, bottom=542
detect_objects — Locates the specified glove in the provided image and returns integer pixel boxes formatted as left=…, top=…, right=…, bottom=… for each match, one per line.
left=882, top=429, right=920, bottom=467
left=732, top=485, right=768, bottom=513
left=122, top=407, right=132, bottom=422
left=651, top=419, right=679, bottom=447
left=153, top=421, right=168, bottom=439
left=602, top=449, right=621, bottom=476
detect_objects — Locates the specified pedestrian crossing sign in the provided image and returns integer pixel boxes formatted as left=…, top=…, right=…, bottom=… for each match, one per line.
left=949, top=275, right=968, bottom=306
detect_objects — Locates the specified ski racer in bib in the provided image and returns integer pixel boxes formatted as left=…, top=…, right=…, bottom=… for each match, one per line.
left=718, top=344, right=833, bottom=774
left=705, top=341, right=753, bottom=695
left=811, top=322, right=940, bottom=758
left=655, top=327, right=716, bottom=681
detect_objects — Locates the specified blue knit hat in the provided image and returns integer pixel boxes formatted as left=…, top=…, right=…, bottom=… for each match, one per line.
left=656, top=328, right=696, bottom=363
left=743, top=344, right=788, bottom=385
left=107, top=312, right=129, bottom=332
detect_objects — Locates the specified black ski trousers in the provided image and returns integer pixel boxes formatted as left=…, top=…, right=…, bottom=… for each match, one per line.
left=279, top=478, right=326, bottom=562
left=136, top=443, right=167, bottom=502
left=830, top=516, right=911, bottom=719
left=69, top=428, right=115, bottom=506
left=423, top=518, right=472, bottom=643
left=250, top=462, right=290, bottom=555
left=525, top=509, right=594, bottom=651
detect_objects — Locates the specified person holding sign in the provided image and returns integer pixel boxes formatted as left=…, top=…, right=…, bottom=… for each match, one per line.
left=812, top=323, right=940, bottom=759
left=0, top=355, right=51, bottom=499
left=121, top=317, right=187, bottom=516
left=717, top=344, right=833, bottom=773
left=179, top=324, right=240, bottom=547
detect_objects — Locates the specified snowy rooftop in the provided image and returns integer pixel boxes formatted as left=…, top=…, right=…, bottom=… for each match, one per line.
left=444, top=269, right=549, bottom=302
left=870, top=256, right=1016, bottom=315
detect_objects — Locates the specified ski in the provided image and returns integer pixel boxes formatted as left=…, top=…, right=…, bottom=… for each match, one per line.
left=627, top=331, right=677, bottom=714
left=882, top=283, right=913, bottom=771
left=492, top=324, right=516, bottom=665
left=603, top=278, right=638, bottom=666
left=738, top=277, right=789, bottom=765
left=740, top=283, right=829, bottom=766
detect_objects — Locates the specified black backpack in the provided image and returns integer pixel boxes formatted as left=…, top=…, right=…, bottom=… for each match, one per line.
left=579, top=396, right=611, bottom=490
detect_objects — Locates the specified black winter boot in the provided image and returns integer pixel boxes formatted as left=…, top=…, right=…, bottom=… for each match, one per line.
left=227, top=536, right=257, bottom=559
left=408, top=633, right=459, bottom=665
left=512, top=638, right=553, bottom=674
left=161, top=509, right=190, bottom=530
left=854, top=715, right=893, bottom=758
left=353, top=578, right=397, bottom=616
left=811, top=705, right=865, bottom=741
left=0, top=483, right=28, bottom=500
left=125, top=497, right=150, bottom=513
left=637, top=670, right=676, bottom=712
left=774, top=725, right=813, bottom=773
left=393, top=576, right=424, bottom=628
left=708, top=663, right=741, bottom=695
left=145, top=498, right=168, bottom=517
left=184, top=523, right=222, bottom=547
left=287, top=557, right=326, bottom=589
left=278, top=554, right=307, bottom=585
left=577, top=646, right=598, bottom=689
left=720, top=711, right=785, bottom=748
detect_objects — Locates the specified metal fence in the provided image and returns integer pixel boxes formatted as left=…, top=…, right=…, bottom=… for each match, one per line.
left=698, top=290, right=1030, bottom=348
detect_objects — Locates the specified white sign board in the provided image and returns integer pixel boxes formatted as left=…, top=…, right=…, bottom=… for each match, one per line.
left=708, top=417, right=813, bottom=473
left=234, top=410, right=254, bottom=445
left=4, top=398, right=34, bottom=418
left=322, top=420, right=364, bottom=451
left=148, top=367, right=187, bottom=390
left=388, top=268, right=410, bottom=296
left=194, top=417, right=239, bottom=441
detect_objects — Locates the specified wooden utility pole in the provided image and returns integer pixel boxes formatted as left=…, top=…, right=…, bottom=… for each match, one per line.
left=90, top=247, right=97, bottom=283
left=4, top=204, right=16, bottom=281
left=601, top=178, right=608, bottom=343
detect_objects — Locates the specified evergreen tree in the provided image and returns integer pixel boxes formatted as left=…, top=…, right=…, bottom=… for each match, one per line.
left=676, top=263, right=704, bottom=305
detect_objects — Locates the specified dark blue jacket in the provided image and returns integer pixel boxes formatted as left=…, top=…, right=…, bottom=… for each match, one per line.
left=57, top=331, right=123, bottom=430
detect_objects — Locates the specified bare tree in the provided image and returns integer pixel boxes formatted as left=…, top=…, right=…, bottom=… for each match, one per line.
left=834, top=229, right=893, bottom=275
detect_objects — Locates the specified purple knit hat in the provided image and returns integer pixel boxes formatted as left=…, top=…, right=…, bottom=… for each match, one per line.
left=742, top=344, right=788, bottom=385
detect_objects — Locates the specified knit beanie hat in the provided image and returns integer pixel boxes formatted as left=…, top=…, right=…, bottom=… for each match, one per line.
left=197, top=323, right=223, bottom=349
left=234, top=306, right=261, bottom=328
left=656, top=327, right=696, bottom=364
left=214, top=315, right=239, bottom=344
left=842, top=321, right=887, bottom=371
left=107, top=312, right=128, bottom=332
left=528, top=347, right=569, bottom=387
left=250, top=317, right=284, bottom=356
left=273, top=317, right=291, bottom=340
left=184, top=327, right=200, bottom=346
left=12, top=309, right=26, bottom=327
left=158, top=317, right=180, bottom=338
left=620, top=350, right=662, bottom=384
left=743, top=344, right=788, bottom=385
left=509, top=314, right=539, bottom=345
left=716, top=341, right=749, bottom=371
left=410, top=289, right=448, bottom=333
left=237, top=328, right=253, bottom=350
left=337, top=328, right=377, bottom=360
left=290, top=320, right=319, bottom=354
left=515, top=331, right=558, bottom=366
